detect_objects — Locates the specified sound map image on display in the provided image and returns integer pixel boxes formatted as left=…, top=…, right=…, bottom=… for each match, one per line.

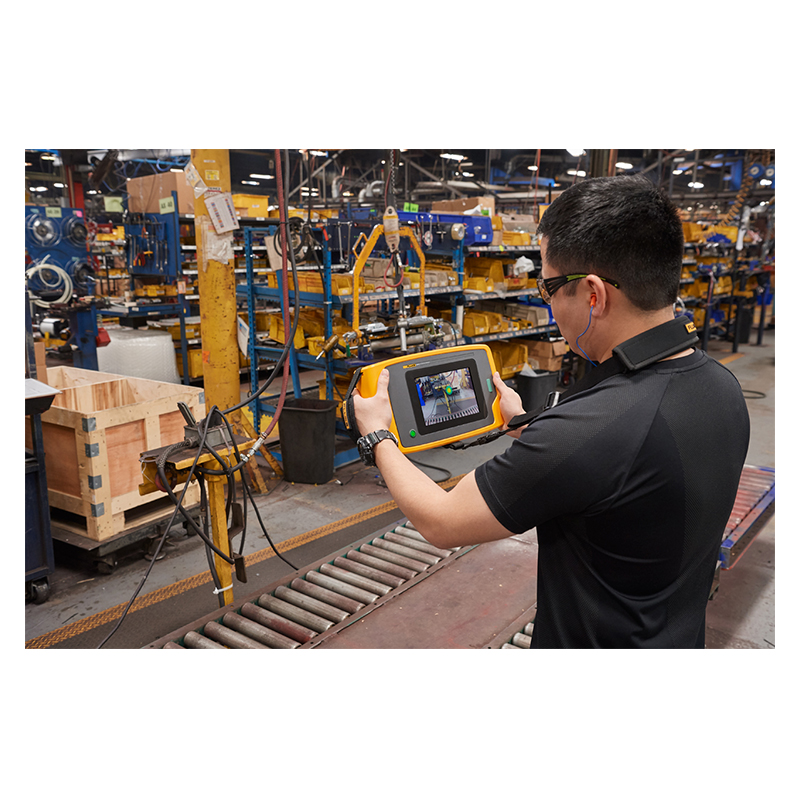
left=414, top=368, right=480, bottom=428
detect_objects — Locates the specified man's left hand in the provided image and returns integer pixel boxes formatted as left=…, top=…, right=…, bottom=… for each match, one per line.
left=352, top=369, right=393, bottom=436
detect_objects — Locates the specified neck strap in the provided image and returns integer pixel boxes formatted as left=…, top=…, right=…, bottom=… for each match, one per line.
left=446, top=315, right=699, bottom=450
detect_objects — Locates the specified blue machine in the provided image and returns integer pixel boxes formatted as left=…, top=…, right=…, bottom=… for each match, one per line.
left=338, top=207, right=493, bottom=249
left=25, top=205, right=94, bottom=298
left=123, top=197, right=182, bottom=279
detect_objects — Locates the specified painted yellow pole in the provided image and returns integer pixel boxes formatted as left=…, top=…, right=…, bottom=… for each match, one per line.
left=190, top=149, right=271, bottom=493
left=192, top=149, right=240, bottom=413
left=206, top=471, right=234, bottom=607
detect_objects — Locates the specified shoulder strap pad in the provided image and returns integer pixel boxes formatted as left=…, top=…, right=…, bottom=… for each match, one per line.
left=613, top=315, right=699, bottom=371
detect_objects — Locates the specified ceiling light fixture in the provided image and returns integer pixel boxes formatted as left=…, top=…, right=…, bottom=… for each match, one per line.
left=242, top=180, right=260, bottom=185
left=566, top=148, right=585, bottom=157
left=440, top=153, right=466, bottom=161
left=527, top=165, right=539, bottom=171
left=615, top=162, right=633, bottom=170
left=250, top=173, right=274, bottom=180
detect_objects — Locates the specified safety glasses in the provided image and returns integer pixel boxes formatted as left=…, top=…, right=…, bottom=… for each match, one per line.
left=536, top=273, right=620, bottom=304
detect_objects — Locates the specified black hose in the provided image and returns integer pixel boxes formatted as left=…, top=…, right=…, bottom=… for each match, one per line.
left=223, top=149, right=301, bottom=416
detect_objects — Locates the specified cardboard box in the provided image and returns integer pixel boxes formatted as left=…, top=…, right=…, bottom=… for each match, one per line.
left=521, top=338, right=568, bottom=359
left=528, top=355, right=564, bottom=372
left=501, top=214, right=537, bottom=233
left=127, top=172, right=195, bottom=215
left=431, top=196, right=495, bottom=218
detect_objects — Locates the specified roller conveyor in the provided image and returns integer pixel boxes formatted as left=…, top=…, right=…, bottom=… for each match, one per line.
left=146, top=465, right=774, bottom=650
left=147, top=520, right=537, bottom=649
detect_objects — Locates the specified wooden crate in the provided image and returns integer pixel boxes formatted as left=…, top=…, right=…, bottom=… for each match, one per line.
left=27, top=366, right=205, bottom=541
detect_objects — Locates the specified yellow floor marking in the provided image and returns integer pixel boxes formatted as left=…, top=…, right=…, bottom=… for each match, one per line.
left=26, top=474, right=465, bottom=648
left=719, top=353, right=745, bottom=365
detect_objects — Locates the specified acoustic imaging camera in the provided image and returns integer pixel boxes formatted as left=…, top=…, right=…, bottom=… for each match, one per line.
left=343, top=345, right=503, bottom=453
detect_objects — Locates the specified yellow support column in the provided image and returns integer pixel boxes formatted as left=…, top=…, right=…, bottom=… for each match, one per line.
left=192, top=149, right=240, bottom=413
left=191, top=149, right=270, bottom=493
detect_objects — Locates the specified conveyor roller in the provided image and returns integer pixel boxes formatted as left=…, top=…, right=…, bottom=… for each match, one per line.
left=158, top=522, right=460, bottom=649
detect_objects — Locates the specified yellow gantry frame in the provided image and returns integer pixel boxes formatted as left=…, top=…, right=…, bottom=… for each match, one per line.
left=351, top=225, right=426, bottom=333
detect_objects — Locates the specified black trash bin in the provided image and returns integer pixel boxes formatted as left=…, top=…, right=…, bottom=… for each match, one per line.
left=278, top=398, right=339, bottom=484
left=515, top=370, right=559, bottom=414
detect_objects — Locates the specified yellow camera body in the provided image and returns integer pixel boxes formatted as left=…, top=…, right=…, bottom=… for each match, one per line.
left=343, top=345, right=503, bottom=453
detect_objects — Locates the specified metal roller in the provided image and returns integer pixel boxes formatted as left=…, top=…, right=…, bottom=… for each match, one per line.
left=305, top=570, right=381, bottom=605
left=289, top=577, right=365, bottom=615
left=345, top=549, right=418, bottom=581
left=241, top=602, right=316, bottom=644
left=204, top=620, right=269, bottom=649
left=332, top=556, right=405, bottom=589
left=184, top=630, right=226, bottom=649
left=369, top=537, right=441, bottom=566
left=257, top=593, right=335, bottom=634
left=523, top=623, right=534, bottom=636
left=163, top=641, right=185, bottom=649
left=391, top=525, right=437, bottom=543
left=384, top=531, right=453, bottom=560
left=511, top=632, right=531, bottom=648
left=274, top=586, right=351, bottom=624
left=359, top=542, right=430, bottom=573
left=319, top=563, right=393, bottom=596
left=222, top=611, right=300, bottom=649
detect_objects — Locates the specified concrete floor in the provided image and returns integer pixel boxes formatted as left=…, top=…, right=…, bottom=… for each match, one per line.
left=24, top=328, right=776, bottom=648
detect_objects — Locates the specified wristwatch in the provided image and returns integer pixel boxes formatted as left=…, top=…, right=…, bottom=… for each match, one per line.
left=357, top=429, right=398, bottom=466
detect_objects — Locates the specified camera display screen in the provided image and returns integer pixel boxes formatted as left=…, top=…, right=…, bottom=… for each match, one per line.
left=413, top=367, right=481, bottom=429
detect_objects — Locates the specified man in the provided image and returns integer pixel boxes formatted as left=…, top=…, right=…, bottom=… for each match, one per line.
left=352, top=175, right=750, bottom=648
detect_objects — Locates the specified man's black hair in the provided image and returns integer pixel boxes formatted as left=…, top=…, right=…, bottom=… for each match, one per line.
left=537, top=174, right=684, bottom=311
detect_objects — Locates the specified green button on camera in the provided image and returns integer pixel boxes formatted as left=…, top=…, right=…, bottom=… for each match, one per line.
left=409, top=430, right=417, bottom=438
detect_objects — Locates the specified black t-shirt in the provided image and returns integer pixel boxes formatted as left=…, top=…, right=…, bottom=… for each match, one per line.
left=475, top=348, right=750, bottom=648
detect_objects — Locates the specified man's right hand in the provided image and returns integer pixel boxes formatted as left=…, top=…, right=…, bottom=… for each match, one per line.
left=492, top=372, right=526, bottom=430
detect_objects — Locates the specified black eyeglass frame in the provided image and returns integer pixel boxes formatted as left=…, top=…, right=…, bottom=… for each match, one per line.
left=536, top=273, right=620, bottom=304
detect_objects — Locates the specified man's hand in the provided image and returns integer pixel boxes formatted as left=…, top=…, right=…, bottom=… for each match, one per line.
left=492, top=372, right=525, bottom=432
left=352, top=369, right=393, bottom=436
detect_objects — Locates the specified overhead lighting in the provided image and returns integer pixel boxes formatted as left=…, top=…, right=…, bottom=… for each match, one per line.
left=527, top=165, right=539, bottom=171
left=615, top=162, right=633, bottom=170
left=87, top=190, right=98, bottom=195
left=440, top=153, right=465, bottom=161
left=673, top=169, right=685, bottom=175
left=250, top=173, right=274, bottom=179
left=242, top=180, right=260, bottom=185
left=760, top=179, right=773, bottom=186
left=688, top=181, right=704, bottom=189
left=25, top=162, right=32, bottom=167
left=566, top=148, right=585, bottom=157
left=30, top=186, right=47, bottom=192
left=309, top=150, right=328, bottom=157
left=53, top=183, right=65, bottom=188
left=40, top=154, right=56, bottom=161
left=567, top=169, right=586, bottom=177
left=462, top=172, right=474, bottom=177
left=170, top=168, right=184, bottom=173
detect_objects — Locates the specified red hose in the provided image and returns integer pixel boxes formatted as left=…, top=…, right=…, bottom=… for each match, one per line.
left=258, top=150, right=292, bottom=439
